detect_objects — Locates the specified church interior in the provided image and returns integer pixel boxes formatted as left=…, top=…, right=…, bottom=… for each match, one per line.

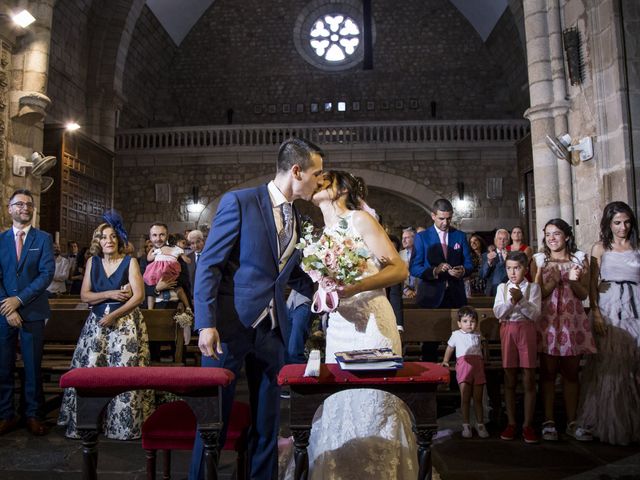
left=0, top=0, right=639, bottom=478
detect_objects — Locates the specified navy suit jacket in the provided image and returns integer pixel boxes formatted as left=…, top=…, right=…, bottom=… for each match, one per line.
left=409, top=226, right=473, bottom=308
left=0, top=227, right=54, bottom=322
left=479, top=251, right=508, bottom=296
left=194, top=184, right=313, bottom=345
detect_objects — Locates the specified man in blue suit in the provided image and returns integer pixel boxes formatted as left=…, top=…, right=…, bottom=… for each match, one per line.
left=0, top=189, right=54, bottom=436
left=190, top=138, right=321, bottom=480
left=410, top=198, right=473, bottom=361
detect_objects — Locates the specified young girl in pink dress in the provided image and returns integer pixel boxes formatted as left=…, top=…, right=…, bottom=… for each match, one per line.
left=143, top=237, right=191, bottom=310
left=531, top=219, right=596, bottom=442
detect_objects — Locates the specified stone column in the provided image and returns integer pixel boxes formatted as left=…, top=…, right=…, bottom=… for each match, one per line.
left=523, top=0, right=561, bottom=246
left=548, top=0, right=574, bottom=225
left=10, top=0, right=55, bottom=124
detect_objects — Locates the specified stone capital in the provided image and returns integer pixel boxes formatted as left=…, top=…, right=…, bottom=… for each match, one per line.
left=524, top=99, right=569, bottom=122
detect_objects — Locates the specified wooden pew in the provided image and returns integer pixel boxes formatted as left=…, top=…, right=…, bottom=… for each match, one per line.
left=401, top=307, right=503, bottom=424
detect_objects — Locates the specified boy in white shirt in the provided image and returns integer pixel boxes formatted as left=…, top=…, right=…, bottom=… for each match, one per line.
left=441, top=306, right=489, bottom=439
left=494, top=251, right=541, bottom=444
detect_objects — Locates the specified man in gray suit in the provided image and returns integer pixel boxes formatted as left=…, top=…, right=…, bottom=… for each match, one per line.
left=185, top=229, right=205, bottom=302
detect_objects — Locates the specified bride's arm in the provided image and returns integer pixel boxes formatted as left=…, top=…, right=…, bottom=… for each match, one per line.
left=338, top=211, right=408, bottom=298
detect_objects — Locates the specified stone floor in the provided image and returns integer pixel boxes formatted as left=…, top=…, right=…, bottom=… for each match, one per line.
left=1, top=379, right=639, bottom=480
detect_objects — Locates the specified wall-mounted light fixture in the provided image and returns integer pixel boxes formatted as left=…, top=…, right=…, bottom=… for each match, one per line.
left=187, top=186, right=204, bottom=213
left=563, top=27, right=583, bottom=86
left=65, top=122, right=81, bottom=131
left=12, top=10, right=36, bottom=28
left=456, top=181, right=464, bottom=201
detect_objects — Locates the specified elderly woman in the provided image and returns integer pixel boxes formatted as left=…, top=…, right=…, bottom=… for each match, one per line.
left=58, top=213, right=152, bottom=440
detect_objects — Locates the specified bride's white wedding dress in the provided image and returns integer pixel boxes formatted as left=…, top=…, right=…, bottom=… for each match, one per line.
left=282, top=211, right=418, bottom=479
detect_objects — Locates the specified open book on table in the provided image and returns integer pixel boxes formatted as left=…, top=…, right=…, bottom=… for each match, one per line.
left=335, top=348, right=403, bottom=371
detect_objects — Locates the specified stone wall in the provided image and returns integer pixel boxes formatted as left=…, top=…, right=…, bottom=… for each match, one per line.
left=47, top=0, right=92, bottom=124
left=120, top=5, right=178, bottom=128
left=561, top=0, right=638, bottom=250
left=485, top=6, right=530, bottom=117
left=151, top=0, right=519, bottom=127
left=113, top=145, right=520, bottom=246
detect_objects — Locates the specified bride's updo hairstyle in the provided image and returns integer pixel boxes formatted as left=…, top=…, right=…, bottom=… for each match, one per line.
left=326, top=170, right=367, bottom=210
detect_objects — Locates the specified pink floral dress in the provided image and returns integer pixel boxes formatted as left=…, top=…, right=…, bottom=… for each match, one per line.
left=534, top=252, right=597, bottom=356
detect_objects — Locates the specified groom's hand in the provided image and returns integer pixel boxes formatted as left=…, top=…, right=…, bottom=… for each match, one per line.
left=198, top=327, right=223, bottom=359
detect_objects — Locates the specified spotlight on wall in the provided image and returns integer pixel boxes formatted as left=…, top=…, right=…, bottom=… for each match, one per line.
left=187, top=186, right=204, bottom=213
left=545, top=133, right=593, bottom=163
left=65, top=122, right=81, bottom=131
left=12, top=10, right=36, bottom=28
left=563, top=27, right=583, bottom=86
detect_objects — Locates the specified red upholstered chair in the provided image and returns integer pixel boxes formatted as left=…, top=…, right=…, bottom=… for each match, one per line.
left=142, top=399, right=251, bottom=480
left=59, top=367, right=234, bottom=480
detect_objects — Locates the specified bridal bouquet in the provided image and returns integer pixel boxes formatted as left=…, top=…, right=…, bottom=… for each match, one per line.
left=296, top=220, right=370, bottom=313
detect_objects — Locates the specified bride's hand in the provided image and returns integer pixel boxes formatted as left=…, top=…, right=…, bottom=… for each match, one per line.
left=337, top=283, right=362, bottom=298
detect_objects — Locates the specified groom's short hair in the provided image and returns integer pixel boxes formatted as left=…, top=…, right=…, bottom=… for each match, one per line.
left=277, top=138, right=324, bottom=173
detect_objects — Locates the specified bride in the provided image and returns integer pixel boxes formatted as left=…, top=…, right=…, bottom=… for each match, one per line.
left=282, top=170, right=418, bottom=479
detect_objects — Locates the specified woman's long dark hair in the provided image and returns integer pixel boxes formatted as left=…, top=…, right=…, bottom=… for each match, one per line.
left=600, top=201, right=639, bottom=250
left=325, top=170, right=367, bottom=211
left=542, top=218, right=580, bottom=264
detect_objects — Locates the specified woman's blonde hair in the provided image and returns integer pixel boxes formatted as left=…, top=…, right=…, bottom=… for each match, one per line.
left=89, top=223, right=125, bottom=257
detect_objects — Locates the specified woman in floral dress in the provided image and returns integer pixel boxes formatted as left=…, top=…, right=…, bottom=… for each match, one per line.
left=531, top=218, right=596, bottom=442
left=58, top=215, right=152, bottom=440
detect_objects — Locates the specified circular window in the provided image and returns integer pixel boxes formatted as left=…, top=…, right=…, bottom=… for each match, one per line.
left=294, top=1, right=374, bottom=71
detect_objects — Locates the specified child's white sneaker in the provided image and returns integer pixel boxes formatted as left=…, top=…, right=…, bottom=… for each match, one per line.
left=542, top=421, right=558, bottom=441
left=475, top=423, right=489, bottom=439
left=461, top=423, right=473, bottom=439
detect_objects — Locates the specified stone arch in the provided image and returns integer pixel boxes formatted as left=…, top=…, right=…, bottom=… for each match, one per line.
left=85, top=0, right=146, bottom=147
left=196, top=170, right=438, bottom=227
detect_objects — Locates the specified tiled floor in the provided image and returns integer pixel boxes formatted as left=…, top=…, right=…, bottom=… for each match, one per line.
left=1, top=377, right=638, bottom=480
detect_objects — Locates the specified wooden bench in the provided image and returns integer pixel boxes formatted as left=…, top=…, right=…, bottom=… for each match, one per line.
left=401, top=307, right=503, bottom=424
left=15, top=308, right=187, bottom=398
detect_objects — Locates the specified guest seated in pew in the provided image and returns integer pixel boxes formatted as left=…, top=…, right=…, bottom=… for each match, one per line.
left=58, top=211, right=153, bottom=440
left=493, top=251, right=541, bottom=444
left=467, top=233, right=487, bottom=296
left=441, top=306, right=489, bottom=440
left=46, top=243, right=70, bottom=297
left=68, top=247, right=89, bottom=295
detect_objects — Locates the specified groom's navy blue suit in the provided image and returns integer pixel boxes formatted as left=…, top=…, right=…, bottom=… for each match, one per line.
left=190, top=184, right=312, bottom=480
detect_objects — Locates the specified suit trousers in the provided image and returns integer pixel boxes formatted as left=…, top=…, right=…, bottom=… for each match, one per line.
left=285, top=302, right=312, bottom=364
left=189, top=319, right=284, bottom=480
left=0, top=318, right=45, bottom=419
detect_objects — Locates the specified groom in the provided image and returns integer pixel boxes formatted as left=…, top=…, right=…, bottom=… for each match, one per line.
left=190, top=138, right=322, bottom=480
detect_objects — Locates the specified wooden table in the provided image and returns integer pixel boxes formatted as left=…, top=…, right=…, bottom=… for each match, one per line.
left=59, top=366, right=234, bottom=480
left=278, top=362, right=449, bottom=480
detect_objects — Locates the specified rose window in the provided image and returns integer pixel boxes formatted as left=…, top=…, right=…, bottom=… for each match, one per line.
left=310, top=15, right=360, bottom=62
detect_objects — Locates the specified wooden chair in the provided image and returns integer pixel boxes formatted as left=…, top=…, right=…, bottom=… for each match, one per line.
left=142, top=400, right=251, bottom=480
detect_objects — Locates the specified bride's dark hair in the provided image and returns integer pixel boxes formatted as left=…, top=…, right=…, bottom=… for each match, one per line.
left=326, top=170, right=367, bottom=210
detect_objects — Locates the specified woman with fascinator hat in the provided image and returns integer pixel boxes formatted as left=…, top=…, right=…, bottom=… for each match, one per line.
left=58, top=211, right=153, bottom=440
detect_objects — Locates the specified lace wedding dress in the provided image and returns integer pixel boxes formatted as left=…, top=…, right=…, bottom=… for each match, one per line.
left=281, top=211, right=418, bottom=479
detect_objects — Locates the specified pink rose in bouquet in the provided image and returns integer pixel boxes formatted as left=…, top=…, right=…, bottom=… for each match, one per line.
left=296, top=219, right=370, bottom=313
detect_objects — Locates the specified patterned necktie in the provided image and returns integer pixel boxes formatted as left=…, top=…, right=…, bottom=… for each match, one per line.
left=278, top=203, right=293, bottom=257
left=195, top=252, right=200, bottom=263
left=16, top=230, right=25, bottom=260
